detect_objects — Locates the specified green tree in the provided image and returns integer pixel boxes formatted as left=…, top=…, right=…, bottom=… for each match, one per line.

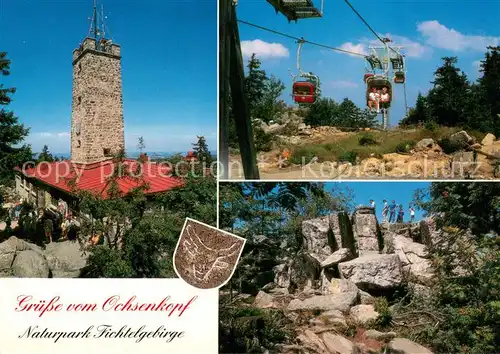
left=426, top=57, right=471, bottom=127
left=137, top=136, right=145, bottom=153
left=477, top=46, right=500, bottom=135
left=401, top=93, right=432, bottom=126
left=413, top=182, right=500, bottom=353
left=37, top=145, right=55, bottom=163
left=0, top=52, right=32, bottom=185
left=192, top=135, right=213, bottom=165
left=304, top=97, right=338, bottom=127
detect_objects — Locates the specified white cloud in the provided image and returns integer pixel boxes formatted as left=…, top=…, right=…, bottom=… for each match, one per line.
left=338, top=42, right=368, bottom=57
left=240, top=39, right=289, bottom=59
left=379, top=35, right=431, bottom=58
left=340, top=36, right=429, bottom=59
left=328, top=80, right=359, bottom=89
left=417, top=20, right=500, bottom=52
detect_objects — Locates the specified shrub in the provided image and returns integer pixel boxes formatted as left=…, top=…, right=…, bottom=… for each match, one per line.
left=219, top=306, right=291, bottom=353
left=424, top=120, right=439, bottom=132
left=359, top=133, right=378, bottom=146
left=437, top=138, right=463, bottom=154
left=394, top=140, right=416, bottom=153
left=374, top=297, right=393, bottom=328
left=339, top=151, right=358, bottom=165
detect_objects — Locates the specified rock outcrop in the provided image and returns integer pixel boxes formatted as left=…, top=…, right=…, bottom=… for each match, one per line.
left=0, top=236, right=88, bottom=278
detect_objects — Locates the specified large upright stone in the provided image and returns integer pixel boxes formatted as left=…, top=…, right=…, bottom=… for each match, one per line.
left=330, top=212, right=357, bottom=255
left=339, top=253, right=403, bottom=291
left=353, top=206, right=380, bottom=252
left=302, top=216, right=333, bottom=262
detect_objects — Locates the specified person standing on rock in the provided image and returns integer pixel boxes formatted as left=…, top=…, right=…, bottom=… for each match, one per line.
left=409, top=206, right=415, bottom=222
left=382, top=200, right=389, bottom=222
left=389, top=200, right=397, bottom=223
left=370, top=199, right=375, bottom=210
left=397, top=205, right=405, bottom=223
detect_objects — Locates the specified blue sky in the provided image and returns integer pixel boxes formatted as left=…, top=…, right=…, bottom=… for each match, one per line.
left=0, top=0, right=216, bottom=154
left=237, top=1, right=500, bottom=126
left=326, top=182, right=430, bottom=222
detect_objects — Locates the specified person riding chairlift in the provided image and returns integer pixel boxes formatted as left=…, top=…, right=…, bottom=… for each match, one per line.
left=368, top=87, right=380, bottom=113
left=380, top=87, right=391, bottom=112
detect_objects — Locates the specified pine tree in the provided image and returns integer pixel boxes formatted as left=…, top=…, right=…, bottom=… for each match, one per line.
left=426, top=57, right=471, bottom=127
left=0, top=52, right=32, bottom=185
left=192, top=135, right=212, bottom=165
left=478, top=46, right=500, bottom=135
left=37, top=145, right=55, bottom=163
left=402, top=93, right=432, bottom=125
left=137, top=136, right=145, bottom=153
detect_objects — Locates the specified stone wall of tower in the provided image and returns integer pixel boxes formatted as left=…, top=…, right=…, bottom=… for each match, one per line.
left=70, top=37, right=125, bottom=164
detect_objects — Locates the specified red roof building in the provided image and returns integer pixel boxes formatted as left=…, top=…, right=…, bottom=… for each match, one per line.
left=15, top=159, right=183, bottom=200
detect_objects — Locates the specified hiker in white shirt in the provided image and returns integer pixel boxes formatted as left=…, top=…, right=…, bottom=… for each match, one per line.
left=410, top=206, right=415, bottom=222
left=370, top=199, right=375, bottom=210
left=382, top=200, right=389, bottom=222
left=368, top=88, right=380, bottom=113
left=380, top=87, right=390, bottom=111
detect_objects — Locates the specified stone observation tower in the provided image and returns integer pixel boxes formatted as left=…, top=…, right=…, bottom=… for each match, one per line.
left=70, top=1, right=124, bottom=164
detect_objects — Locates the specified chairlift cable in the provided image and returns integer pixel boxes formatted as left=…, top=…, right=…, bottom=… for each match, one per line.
left=342, top=0, right=399, bottom=57
left=238, top=19, right=368, bottom=58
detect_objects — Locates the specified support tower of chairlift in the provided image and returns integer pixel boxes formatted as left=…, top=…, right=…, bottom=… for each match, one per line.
left=291, top=39, right=320, bottom=105
left=266, top=0, right=324, bottom=22
left=364, top=39, right=406, bottom=130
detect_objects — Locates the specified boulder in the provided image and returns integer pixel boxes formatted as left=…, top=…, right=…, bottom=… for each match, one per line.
left=450, top=130, right=475, bottom=146
left=322, top=333, right=357, bottom=354
left=415, top=138, right=435, bottom=151
left=288, top=292, right=358, bottom=312
left=359, top=290, right=375, bottom=304
left=320, top=248, right=353, bottom=268
left=254, top=291, right=277, bottom=309
left=320, top=310, right=347, bottom=328
left=365, top=329, right=397, bottom=341
left=320, top=276, right=359, bottom=297
left=339, top=253, right=403, bottom=291
left=350, top=304, right=379, bottom=325
left=298, top=330, right=328, bottom=353
left=288, top=252, right=322, bottom=291
left=388, top=338, right=434, bottom=354
left=273, top=263, right=291, bottom=289
left=330, top=212, right=357, bottom=256
left=11, top=250, right=50, bottom=278
left=44, top=241, right=89, bottom=278
left=302, top=216, right=333, bottom=262
left=353, top=208, right=380, bottom=252
left=481, top=133, right=496, bottom=146
left=409, top=283, right=432, bottom=300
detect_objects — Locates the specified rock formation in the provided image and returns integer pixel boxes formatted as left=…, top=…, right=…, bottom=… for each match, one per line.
left=0, top=236, right=88, bottom=278
left=251, top=207, right=437, bottom=353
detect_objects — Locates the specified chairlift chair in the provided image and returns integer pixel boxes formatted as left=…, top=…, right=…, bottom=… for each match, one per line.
left=366, top=75, right=393, bottom=108
left=266, top=0, right=324, bottom=22
left=293, top=78, right=318, bottom=104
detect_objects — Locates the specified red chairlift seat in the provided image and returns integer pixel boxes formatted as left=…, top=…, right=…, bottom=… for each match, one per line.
left=293, top=81, right=317, bottom=104
left=364, top=73, right=374, bottom=83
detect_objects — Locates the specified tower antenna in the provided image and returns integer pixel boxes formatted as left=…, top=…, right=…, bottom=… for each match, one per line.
left=101, top=4, right=106, bottom=39
left=93, top=0, right=98, bottom=41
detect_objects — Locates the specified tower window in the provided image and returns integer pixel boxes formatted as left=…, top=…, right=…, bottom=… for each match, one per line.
left=78, top=63, right=82, bottom=73
left=103, top=148, right=111, bottom=157
left=77, top=140, right=81, bottom=148
left=77, top=96, right=82, bottom=105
